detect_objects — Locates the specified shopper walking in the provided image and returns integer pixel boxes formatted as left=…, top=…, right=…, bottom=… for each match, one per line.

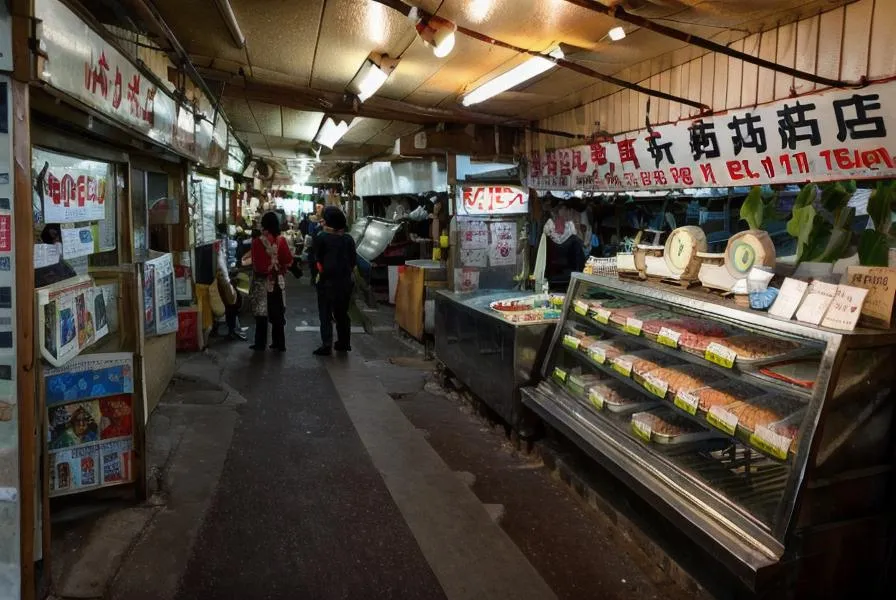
left=249, top=211, right=293, bottom=352
left=313, top=206, right=356, bottom=356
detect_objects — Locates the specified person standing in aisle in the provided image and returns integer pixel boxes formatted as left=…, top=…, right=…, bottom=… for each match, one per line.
left=249, top=211, right=293, bottom=352
left=312, top=206, right=356, bottom=356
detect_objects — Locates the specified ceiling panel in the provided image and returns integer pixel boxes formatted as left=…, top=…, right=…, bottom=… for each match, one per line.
left=281, top=109, right=325, bottom=141
left=248, top=101, right=283, bottom=136
left=341, top=118, right=393, bottom=145
left=151, top=0, right=243, bottom=64
left=219, top=97, right=260, bottom=133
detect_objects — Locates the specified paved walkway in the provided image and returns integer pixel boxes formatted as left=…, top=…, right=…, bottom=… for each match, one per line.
left=53, top=276, right=695, bottom=600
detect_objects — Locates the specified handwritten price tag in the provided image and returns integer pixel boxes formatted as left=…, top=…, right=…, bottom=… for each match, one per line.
left=674, top=391, right=699, bottom=415
left=657, top=327, right=681, bottom=348
left=642, top=374, right=669, bottom=399
left=612, top=358, right=633, bottom=377
left=749, top=426, right=792, bottom=461
left=593, top=308, right=611, bottom=324
left=632, top=420, right=652, bottom=442
left=588, top=346, right=607, bottom=364
left=553, top=367, right=568, bottom=383
left=705, top=342, right=737, bottom=369
left=562, top=335, right=581, bottom=350
left=707, top=406, right=738, bottom=435
left=624, top=317, right=643, bottom=336
left=573, top=300, right=589, bottom=316
left=588, top=388, right=605, bottom=411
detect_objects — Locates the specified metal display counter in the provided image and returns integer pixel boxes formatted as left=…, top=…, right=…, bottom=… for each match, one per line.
left=434, top=290, right=557, bottom=432
left=522, top=273, right=896, bottom=596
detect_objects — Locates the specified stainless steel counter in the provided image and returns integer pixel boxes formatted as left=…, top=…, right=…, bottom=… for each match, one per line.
left=434, top=290, right=557, bottom=433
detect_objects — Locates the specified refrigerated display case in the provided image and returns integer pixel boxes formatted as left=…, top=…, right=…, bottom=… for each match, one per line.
left=521, top=273, right=896, bottom=596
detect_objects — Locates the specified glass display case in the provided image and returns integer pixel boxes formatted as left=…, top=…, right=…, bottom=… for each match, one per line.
left=521, top=273, right=896, bottom=595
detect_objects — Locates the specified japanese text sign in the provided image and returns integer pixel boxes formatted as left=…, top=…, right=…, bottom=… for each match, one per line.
left=457, top=185, right=528, bottom=216
left=527, top=81, right=896, bottom=191
left=843, top=266, right=896, bottom=329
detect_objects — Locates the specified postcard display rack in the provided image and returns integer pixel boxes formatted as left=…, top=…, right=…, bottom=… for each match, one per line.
left=521, top=273, right=896, bottom=595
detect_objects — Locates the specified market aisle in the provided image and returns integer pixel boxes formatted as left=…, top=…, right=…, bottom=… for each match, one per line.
left=173, top=277, right=554, bottom=600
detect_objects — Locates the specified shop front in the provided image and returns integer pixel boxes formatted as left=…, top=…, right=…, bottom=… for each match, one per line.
left=521, top=80, right=896, bottom=595
left=1, top=0, right=245, bottom=596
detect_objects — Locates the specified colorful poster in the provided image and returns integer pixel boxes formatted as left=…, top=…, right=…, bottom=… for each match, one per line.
left=143, top=262, right=156, bottom=335
left=527, top=80, right=896, bottom=192
left=37, top=276, right=109, bottom=367
left=61, top=225, right=95, bottom=259
left=49, top=444, right=99, bottom=495
left=145, top=253, right=177, bottom=336
left=48, top=399, right=102, bottom=450
left=32, top=148, right=110, bottom=223
left=44, top=352, right=133, bottom=406
left=488, top=222, right=517, bottom=267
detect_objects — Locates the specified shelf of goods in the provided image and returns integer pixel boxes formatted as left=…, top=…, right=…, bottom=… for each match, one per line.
left=434, top=290, right=561, bottom=432
left=522, top=273, right=896, bottom=595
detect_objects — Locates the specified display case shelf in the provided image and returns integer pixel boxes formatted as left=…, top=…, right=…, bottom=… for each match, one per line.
left=522, top=273, right=896, bottom=593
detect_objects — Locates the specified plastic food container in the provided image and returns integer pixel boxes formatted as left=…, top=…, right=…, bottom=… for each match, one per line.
left=568, top=373, right=602, bottom=397
left=584, top=338, right=638, bottom=364
left=631, top=408, right=717, bottom=444
left=715, top=334, right=800, bottom=364
left=640, top=364, right=721, bottom=396
left=685, top=380, right=768, bottom=414
left=759, top=360, right=820, bottom=389
left=587, top=380, right=658, bottom=414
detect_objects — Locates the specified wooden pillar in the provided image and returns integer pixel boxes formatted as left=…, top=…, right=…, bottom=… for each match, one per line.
left=11, top=0, right=37, bottom=597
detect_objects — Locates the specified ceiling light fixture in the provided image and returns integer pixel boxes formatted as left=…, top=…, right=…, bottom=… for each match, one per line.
left=347, top=54, right=399, bottom=102
left=212, top=0, right=246, bottom=48
left=461, top=47, right=564, bottom=106
left=409, top=8, right=457, bottom=58
left=608, top=26, right=626, bottom=41
left=314, top=117, right=354, bottom=149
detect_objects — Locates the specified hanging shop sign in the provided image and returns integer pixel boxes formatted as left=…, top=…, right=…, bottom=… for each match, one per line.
left=526, top=80, right=896, bottom=192
left=220, top=172, right=235, bottom=191
left=37, top=276, right=110, bottom=368
left=33, top=148, right=110, bottom=223
left=0, top=3, right=10, bottom=72
left=457, top=185, right=527, bottom=216
left=227, top=137, right=246, bottom=174
left=0, top=75, right=20, bottom=600
left=208, top=117, right=228, bottom=169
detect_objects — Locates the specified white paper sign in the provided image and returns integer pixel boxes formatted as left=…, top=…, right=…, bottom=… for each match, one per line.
left=457, top=219, right=488, bottom=249
left=61, top=226, right=95, bottom=259
left=457, top=185, right=527, bottom=215
left=34, top=243, right=61, bottom=268
left=795, top=281, right=838, bottom=325
left=33, top=148, right=111, bottom=223
left=769, top=277, right=809, bottom=320
left=488, top=222, right=517, bottom=267
left=820, top=284, right=869, bottom=331
left=459, top=248, right=488, bottom=267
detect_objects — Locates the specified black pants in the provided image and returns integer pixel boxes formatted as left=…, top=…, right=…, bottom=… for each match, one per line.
left=317, top=284, right=352, bottom=348
left=254, top=284, right=286, bottom=349
left=224, top=294, right=242, bottom=332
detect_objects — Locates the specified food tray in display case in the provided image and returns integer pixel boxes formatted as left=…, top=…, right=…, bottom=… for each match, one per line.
left=521, top=273, right=896, bottom=595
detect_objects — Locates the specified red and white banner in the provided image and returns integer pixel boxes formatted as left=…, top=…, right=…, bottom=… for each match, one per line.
left=457, top=185, right=527, bottom=216
left=527, top=81, right=896, bottom=192
left=33, top=148, right=111, bottom=223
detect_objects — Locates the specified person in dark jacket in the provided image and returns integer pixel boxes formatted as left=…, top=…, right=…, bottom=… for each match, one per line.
left=312, top=206, right=356, bottom=356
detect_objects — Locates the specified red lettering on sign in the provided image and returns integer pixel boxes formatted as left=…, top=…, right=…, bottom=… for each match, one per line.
left=653, top=170, right=667, bottom=185
left=760, top=156, right=775, bottom=178
left=85, top=51, right=110, bottom=98
left=589, top=142, right=608, bottom=166
left=60, top=174, right=76, bottom=208
left=111, top=67, right=123, bottom=109
left=571, top=149, right=587, bottom=173
left=727, top=160, right=760, bottom=181
left=699, top=163, right=716, bottom=184
left=617, top=139, right=640, bottom=169
left=77, top=175, right=87, bottom=207
left=462, top=187, right=525, bottom=213
left=545, top=151, right=557, bottom=176
left=780, top=154, right=794, bottom=175
left=639, top=171, right=651, bottom=186
left=557, top=149, right=572, bottom=176
left=793, top=152, right=809, bottom=174
left=623, top=172, right=638, bottom=187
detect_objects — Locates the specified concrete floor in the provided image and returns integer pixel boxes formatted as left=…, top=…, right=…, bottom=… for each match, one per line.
left=53, top=276, right=699, bottom=600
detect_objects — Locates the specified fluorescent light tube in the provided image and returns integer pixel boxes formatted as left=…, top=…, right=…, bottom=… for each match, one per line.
left=608, top=26, right=626, bottom=41
left=349, top=61, right=389, bottom=102
left=315, top=118, right=352, bottom=148
left=461, top=48, right=563, bottom=106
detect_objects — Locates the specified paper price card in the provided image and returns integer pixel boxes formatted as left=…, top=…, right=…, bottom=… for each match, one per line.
left=749, top=426, right=792, bottom=461
left=768, top=278, right=808, bottom=320
left=631, top=420, right=652, bottom=442
left=705, top=342, right=736, bottom=369
left=573, top=300, right=589, bottom=316
left=674, top=391, right=700, bottom=415
left=624, top=317, right=643, bottom=336
left=593, top=308, right=611, bottom=324
left=795, top=281, right=837, bottom=326
left=820, top=285, right=869, bottom=332
left=706, top=406, right=738, bottom=435
left=588, top=388, right=605, bottom=411
left=553, top=367, right=568, bottom=383
left=657, top=327, right=681, bottom=348
left=562, top=335, right=581, bottom=350
left=642, top=374, right=669, bottom=399
left=588, top=346, right=607, bottom=364
left=844, top=266, right=896, bottom=329
left=612, top=358, right=633, bottom=377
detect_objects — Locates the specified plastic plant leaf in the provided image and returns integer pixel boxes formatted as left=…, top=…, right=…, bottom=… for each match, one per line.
left=820, top=182, right=849, bottom=216
left=868, top=181, right=894, bottom=233
left=793, top=183, right=816, bottom=209
left=740, top=186, right=764, bottom=231
left=858, top=228, right=890, bottom=266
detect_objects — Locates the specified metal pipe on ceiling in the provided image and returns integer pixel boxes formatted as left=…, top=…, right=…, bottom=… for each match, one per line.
left=212, top=0, right=246, bottom=49
left=561, top=0, right=856, bottom=88
left=368, top=0, right=709, bottom=112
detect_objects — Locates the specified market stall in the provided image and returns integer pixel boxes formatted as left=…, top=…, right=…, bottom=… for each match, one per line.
left=521, top=80, right=896, bottom=595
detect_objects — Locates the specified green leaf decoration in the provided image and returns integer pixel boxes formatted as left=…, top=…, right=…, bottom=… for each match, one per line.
left=820, top=182, right=849, bottom=215
left=858, top=229, right=890, bottom=266
left=793, top=183, right=816, bottom=209
left=868, top=181, right=894, bottom=233
left=739, top=186, right=764, bottom=231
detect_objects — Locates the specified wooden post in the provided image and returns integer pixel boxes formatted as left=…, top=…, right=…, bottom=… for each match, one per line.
left=11, top=0, right=37, bottom=596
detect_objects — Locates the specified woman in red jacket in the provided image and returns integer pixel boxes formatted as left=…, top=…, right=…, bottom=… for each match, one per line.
left=249, top=211, right=293, bottom=351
